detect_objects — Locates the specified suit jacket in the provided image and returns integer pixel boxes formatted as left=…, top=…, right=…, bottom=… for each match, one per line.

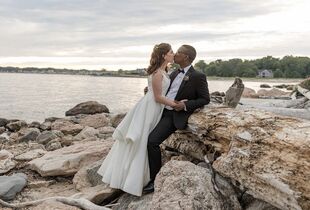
left=167, top=66, right=210, bottom=129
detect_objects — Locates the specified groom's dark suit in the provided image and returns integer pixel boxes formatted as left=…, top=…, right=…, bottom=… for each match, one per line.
left=147, top=66, right=210, bottom=181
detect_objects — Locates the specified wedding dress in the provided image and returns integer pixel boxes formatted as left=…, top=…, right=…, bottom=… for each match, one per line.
left=97, top=71, right=170, bottom=196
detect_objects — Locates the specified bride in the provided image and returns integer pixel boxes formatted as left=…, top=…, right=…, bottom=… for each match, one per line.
left=97, top=43, right=177, bottom=196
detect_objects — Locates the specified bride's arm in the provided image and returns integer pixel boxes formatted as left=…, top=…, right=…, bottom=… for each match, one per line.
left=152, top=71, right=177, bottom=107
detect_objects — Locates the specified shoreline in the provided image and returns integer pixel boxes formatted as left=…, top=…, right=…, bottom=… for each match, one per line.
left=0, top=71, right=304, bottom=82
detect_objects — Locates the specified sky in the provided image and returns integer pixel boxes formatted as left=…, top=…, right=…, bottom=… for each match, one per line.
left=0, top=0, right=309, bottom=70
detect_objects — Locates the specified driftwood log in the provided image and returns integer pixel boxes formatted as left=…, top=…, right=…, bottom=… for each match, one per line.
left=0, top=195, right=111, bottom=210
left=164, top=107, right=310, bottom=210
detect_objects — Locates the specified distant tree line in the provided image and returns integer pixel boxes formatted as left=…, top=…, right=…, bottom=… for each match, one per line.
left=194, top=56, right=310, bottom=78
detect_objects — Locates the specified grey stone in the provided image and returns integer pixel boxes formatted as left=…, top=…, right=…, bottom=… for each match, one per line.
left=6, top=120, right=27, bottom=132
left=29, top=121, right=41, bottom=128
left=36, top=130, right=63, bottom=145
left=18, top=128, right=41, bottom=142
left=0, top=126, right=6, bottom=134
left=0, top=118, right=9, bottom=127
left=65, top=101, right=109, bottom=116
left=0, top=173, right=27, bottom=201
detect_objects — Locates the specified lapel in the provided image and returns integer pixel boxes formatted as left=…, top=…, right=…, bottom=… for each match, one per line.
left=175, top=66, right=195, bottom=99
left=166, top=70, right=179, bottom=95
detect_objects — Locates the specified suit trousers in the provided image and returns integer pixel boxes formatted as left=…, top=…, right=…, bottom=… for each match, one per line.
left=147, top=109, right=177, bottom=181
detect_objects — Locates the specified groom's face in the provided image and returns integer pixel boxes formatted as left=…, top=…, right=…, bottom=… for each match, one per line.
left=174, top=47, right=189, bottom=66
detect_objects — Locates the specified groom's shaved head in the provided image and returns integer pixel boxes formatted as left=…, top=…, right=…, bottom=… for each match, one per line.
left=179, top=45, right=196, bottom=63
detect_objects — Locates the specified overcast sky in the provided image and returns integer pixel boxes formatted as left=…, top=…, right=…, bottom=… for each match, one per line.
left=0, top=0, right=309, bottom=70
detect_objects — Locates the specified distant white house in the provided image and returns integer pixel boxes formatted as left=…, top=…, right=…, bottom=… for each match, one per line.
left=258, top=69, right=273, bottom=78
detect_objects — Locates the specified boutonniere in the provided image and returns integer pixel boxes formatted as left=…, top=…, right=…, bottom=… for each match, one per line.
left=183, top=76, right=189, bottom=81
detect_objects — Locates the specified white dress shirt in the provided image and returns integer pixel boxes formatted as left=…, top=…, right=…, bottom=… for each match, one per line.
left=165, top=64, right=191, bottom=110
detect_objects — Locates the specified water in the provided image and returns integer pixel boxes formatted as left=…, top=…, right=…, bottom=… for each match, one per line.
left=0, top=73, right=301, bottom=122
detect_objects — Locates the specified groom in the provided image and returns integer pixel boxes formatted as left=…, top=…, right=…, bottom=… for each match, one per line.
left=144, top=44, right=210, bottom=193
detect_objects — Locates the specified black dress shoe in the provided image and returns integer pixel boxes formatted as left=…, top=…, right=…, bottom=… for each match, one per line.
left=143, top=181, right=154, bottom=194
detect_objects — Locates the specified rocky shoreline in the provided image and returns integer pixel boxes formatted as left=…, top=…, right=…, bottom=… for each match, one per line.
left=0, top=79, right=309, bottom=210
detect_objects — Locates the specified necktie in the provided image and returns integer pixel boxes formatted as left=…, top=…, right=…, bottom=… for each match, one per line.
left=178, top=69, right=185, bottom=74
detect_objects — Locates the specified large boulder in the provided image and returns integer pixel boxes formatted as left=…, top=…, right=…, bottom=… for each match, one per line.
left=151, top=160, right=241, bottom=210
left=28, top=140, right=113, bottom=177
left=65, top=101, right=109, bottom=116
left=0, top=173, right=27, bottom=201
left=165, top=107, right=310, bottom=210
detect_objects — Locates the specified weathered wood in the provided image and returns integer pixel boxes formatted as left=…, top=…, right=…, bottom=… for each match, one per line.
left=297, top=85, right=310, bottom=100
left=0, top=196, right=111, bottom=210
left=165, top=107, right=310, bottom=210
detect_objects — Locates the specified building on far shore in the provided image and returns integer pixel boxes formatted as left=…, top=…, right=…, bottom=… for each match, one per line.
left=257, top=69, right=273, bottom=78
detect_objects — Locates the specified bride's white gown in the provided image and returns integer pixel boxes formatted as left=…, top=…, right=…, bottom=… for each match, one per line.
left=97, top=71, right=170, bottom=196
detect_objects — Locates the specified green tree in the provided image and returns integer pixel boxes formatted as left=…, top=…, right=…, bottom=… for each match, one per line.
left=273, top=69, right=284, bottom=78
left=194, top=60, right=207, bottom=72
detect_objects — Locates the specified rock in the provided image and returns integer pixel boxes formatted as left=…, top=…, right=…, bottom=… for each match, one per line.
left=97, top=126, right=115, bottom=139
left=0, top=126, right=5, bottom=134
left=0, top=150, right=16, bottom=174
left=77, top=184, right=121, bottom=205
left=260, top=84, right=271, bottom=88
left=46, top=139, right=62, bottom=151
left=6, top=120, right=27, bottom=132
left=65, top=101, right=109, bottom=116
left=0, top=134, right=9, bottom=144
left=299, top=77, right=310, bottom=90
left=184, top=108, right=310, bottom=210
left=224, top=77, right=245, bottom=108
left=85, top=159, right=110, bottom=187
left=98, top=126, right=115, bottom=134
left=78, top=114, right=110, bottom=129
left=242, top=87, right=258, bottom=98
left=74, top=126, right=99, bottom=141
left=151, top=160, right=241, bottom=210
left=28, top=142, right=46, bottom=150
left=73, top=141, right=113, bottom=190
left=14, top=149, right=47, bottom=161
left=40, top=121, right=52, bottom=130
left=0, top=118, right=9, bottom=127
left=28, top=140, right=113, bottom=177
left=115, top=193, right=153, bottom=210
left=29, top=121, right=41, bottom=128
left=36, top=130, right=64, bottom=145
left=257, top=88, right=290, bottom=98
left=0, top=173, right=27, bottom=201
left=59, top=135, right=74, bottom=146
left=44, top=117, right=61, bottom=123
left=51, top=119, right=84, bottom=135
left=242, top=193, right=279, bottom=210
left=17, top=128, right=40, bottom=142
left=110, top=113, right=126, bottom=128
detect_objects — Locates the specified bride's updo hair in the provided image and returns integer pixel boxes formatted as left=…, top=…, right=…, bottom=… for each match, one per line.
left=146, top=43, right=171, bottom=75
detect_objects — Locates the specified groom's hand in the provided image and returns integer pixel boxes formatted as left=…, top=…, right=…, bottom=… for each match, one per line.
left=174, top=100, right=185, bottom=111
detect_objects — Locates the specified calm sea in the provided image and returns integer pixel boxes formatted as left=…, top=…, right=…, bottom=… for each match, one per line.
left=0, top=73, right=301, bottom=122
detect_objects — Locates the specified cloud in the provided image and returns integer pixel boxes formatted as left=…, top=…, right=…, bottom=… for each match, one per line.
left=0, top=0, right=309, bottom=69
